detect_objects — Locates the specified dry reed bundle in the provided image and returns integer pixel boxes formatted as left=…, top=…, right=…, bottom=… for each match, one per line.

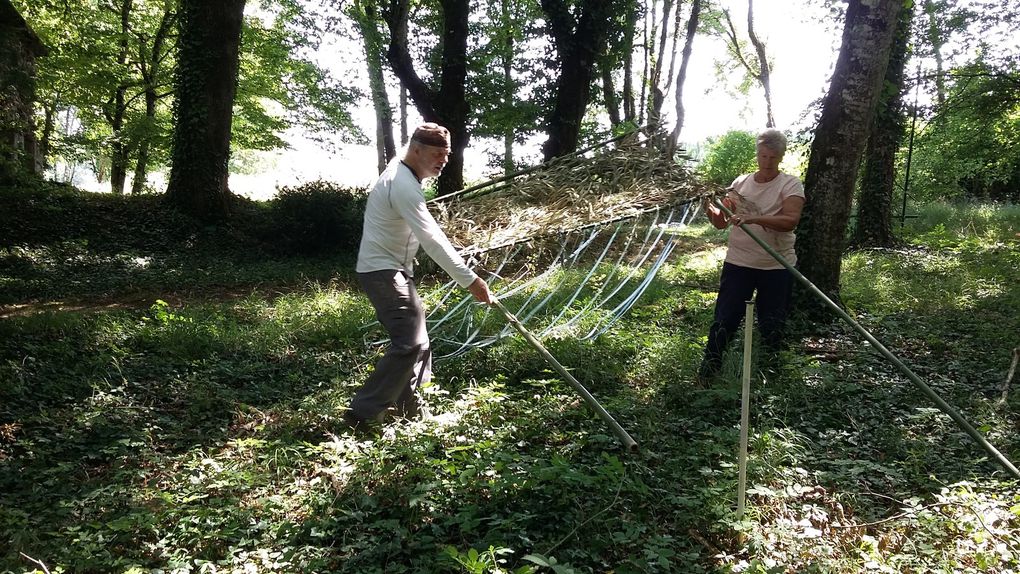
left=436, top=145, right=716, bottom=253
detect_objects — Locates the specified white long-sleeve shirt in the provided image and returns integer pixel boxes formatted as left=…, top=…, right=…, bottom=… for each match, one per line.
left=356, top=160, right=478, bottom=288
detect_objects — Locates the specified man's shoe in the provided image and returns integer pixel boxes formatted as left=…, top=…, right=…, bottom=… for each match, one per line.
left=342, top=410, right=380, bottom=434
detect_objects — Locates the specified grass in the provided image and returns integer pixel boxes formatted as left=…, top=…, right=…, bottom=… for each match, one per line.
left=1, top=187, right=1019, bottom=573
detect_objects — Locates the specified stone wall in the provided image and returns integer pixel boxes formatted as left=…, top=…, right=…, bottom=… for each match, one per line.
left=0, top=0, right=48, bottom=179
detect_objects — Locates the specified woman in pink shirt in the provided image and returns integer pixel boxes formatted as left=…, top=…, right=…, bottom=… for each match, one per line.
left=698, top=129, right=805, bottom=381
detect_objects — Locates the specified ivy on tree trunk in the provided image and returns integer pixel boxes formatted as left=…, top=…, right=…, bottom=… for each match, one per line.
left=852, top=3, right=913, bottom=249
left=796, top=0, right=903, bottom=309
left=165, top=0, right=246, bottom=222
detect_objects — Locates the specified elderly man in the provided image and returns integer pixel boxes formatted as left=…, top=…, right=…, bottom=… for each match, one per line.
left=348, top=123, right=493, bottom=427
left=698, top=128, right=806, bottom=381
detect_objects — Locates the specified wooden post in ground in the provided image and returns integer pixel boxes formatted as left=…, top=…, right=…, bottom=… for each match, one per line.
left=738, top=298, right=754, bottom=520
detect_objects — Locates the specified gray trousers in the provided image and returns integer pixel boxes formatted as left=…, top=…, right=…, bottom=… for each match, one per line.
left=350, top=270, right=431, bottom=421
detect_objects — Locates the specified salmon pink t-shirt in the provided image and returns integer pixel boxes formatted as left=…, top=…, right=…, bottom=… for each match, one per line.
left=724, top=172, right=805, bottom=270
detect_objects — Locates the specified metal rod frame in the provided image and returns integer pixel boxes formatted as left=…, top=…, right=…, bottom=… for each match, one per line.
left=491, top=297, right=638, bottom=452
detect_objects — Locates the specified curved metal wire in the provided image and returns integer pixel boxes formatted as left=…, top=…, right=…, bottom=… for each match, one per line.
left=364, top=196, right=703, bottom=360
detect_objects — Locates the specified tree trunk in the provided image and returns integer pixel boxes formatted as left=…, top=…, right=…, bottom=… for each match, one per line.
left=796, top=0, right=902, bottom=306
left=540, top=0, right=619, bottom=160
left=131, top=93, right=154, bottom=194
left=622, top=6, right=638, bottom=124
left=399, top=86, right=408, bottom=145
left=668, top=0, right=701, bottom=156
left=132, top=8, right=174, bottom=195
left=107, top=0, right=133, bottom=195
left=383, top=0, right=470, bottom=196
left=721, top=4, right=773, bottom=128
left=435, top=0, right=469, bottom=195
left=745, top=0, right=773, bottom=127
left=165, top=0, right=246, bottom=222
left=852, top=4, right=912, bottom=248
left=501, top=0, right=515, bottom=174
left=355, top=0, right=396, bottom=173
left=646, top=0, right=674, bottom=137
left=923, top=0, right=947, bottom=106
left=601, top=62, right=622, bottom=127
left=40, top=98, right=55, bottom=170
left=638, top=4, right=650, bottom=127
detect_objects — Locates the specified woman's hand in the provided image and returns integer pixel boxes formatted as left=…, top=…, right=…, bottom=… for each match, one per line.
left=729, top=212, right=753, bottom=226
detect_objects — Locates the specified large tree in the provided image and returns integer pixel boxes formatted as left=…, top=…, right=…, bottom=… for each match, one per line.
left=796, top=0, right=903, bottom=304
left=900, top=0, right=1019, bottom=202
left=470, top=0, right=545, bottom=173
left=851, top=2, right=913, bottom=248
left=14, top=0, right=177, bottom=193
left=350, top=0, right=396, bottom=173
left=20, top=0, right=357, bottom=194
left=539, top=0, right=623, bottom=160
left=129, top=3, right=175, bottom=194
left=667, top=0, right=702, bottom=156
left=381, top=0, right=471, bottom=196
left=709, top=0, right=775, bottom=128
left=165, top=0, right=246, bottom=221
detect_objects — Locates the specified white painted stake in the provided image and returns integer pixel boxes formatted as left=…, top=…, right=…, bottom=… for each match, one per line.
left=737, top=298, right=754, bottom=519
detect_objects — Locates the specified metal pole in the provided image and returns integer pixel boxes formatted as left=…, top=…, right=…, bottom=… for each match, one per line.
left=712, top=197, right=1020, bottom=478
left=737, top=298, right=754, bottom=519
left=491, top=297, right=638, bottom=452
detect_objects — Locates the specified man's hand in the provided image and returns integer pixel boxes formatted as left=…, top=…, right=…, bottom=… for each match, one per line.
left=467, top=277, right=493, bottom=304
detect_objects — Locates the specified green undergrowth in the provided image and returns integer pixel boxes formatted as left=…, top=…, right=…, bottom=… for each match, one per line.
left=0, top=182, right=361, bottom=306
left=1, top=193, right=1019, bottom=573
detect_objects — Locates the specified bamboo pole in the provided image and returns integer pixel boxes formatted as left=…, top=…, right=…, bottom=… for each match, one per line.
left=712, top=197, right=1020, bottom=479
left=738, top=298, right=754, bottom=519
left=491, top=297, right=638, bottom=452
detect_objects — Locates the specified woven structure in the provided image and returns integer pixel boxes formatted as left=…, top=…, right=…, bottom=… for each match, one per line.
left=367, top=141, right=720, bottom=358
left=433, top=143, right=710, bottom=255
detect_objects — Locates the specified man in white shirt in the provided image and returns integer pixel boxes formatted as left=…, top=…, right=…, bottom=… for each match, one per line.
left=348, top=123, right=493, bottom=427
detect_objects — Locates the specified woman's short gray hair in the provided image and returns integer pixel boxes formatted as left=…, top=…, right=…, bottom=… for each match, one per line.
left=756, top=129, right=787, bottom=154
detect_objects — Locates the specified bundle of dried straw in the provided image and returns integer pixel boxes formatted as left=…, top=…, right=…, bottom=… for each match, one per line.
left=435, top=144, right=715, bottom=253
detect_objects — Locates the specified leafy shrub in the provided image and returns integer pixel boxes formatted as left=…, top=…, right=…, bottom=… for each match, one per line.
left=0, top=180, right=198, bottom=249
left=905, top=62, right=1020, bottom=203
left=268, top=180, right=367, bottom=255
left=696, top=130, right=757, bottom=186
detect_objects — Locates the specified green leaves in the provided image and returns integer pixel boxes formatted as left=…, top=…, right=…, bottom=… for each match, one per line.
left=696, top=129, right=757, bottom=185
left=2, top=193, right=1020, bottom=571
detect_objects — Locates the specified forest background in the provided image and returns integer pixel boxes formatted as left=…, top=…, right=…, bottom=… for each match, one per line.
left=10, top=0, right=1019, bottom=207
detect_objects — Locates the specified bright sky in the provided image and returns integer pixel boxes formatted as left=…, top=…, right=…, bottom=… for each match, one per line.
left=681, top=0, right=840, bottom=141
left=229, top=0, right=843, bottom=199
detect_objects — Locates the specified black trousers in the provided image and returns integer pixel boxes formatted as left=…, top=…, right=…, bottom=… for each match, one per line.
left=701, top=262, right=793, bottom=372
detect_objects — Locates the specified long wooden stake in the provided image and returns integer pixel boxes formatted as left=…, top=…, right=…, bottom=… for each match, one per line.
left=712, top=197, right=1020, bottom=479
left=738, top=299, right=754, bottom=519
left=491, top=297, right=638, bottom=452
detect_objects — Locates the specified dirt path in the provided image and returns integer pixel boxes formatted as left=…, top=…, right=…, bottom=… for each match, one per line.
left=0, top=284, right=314, bottom=319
